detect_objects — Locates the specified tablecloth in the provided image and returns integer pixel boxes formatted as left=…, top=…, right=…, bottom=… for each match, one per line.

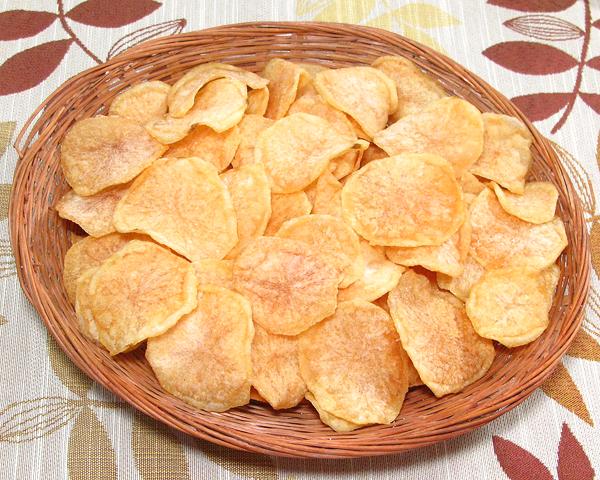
left=1, top=1, right=599, bottom=478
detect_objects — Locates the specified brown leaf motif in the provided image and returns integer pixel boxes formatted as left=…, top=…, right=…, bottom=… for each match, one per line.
left=579, top=93, right=600, bottom=115
left=488, top=0, right=578, bottom=12
left=512, top=93, right=570, bottom=122
left=0, top=314, right=6, bottom=326
left=107, top=19, right=187, bottom=60
left=0, top=10, right=57, bottom=41
left=541, top=362, right=592, bottom=426
left=483, top=41, right=578, bottom=75
left=504, top=15, right=583, bottom=41
left=586, top=56, right=600, bottom=71
left=493, top=435, right=554, bottom=480
left=557, top=424, right=595, bottom=480
left=201, top=440, right=278, bottom=480
left=66, top=0, right=162, bottom=28
left=47, top=333, right=93, bottom=398
left=568, top=329, right=600, bottom=361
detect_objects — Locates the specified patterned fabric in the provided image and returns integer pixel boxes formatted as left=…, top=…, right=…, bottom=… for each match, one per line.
left=0, top=1, right=599, bottom=478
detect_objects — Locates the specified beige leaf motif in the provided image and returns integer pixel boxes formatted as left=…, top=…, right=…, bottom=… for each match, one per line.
left=47, top=332, right=93, bottom=398
left=201, top=441, right=278, bottom=480
left=393, top=3, right=460, bottom=28
left=132, top=411, right=190, bottom=480
left=312, top=0, right=377, bottom=23
left=590, top=220, right=600, bottom=278
left=0, top=121, right=16, bottom=158
left=568, top=328, right=600, bottom=361
left=401, top=24, right=446, bottom=52
left=0, top=314, right=6, bottom=326
left=0, top=239, right=15, bottom=278
left=0, top=184, right=10, bottom=221
left=68, top=406, right=117, bottom=480
left=541, top=362, right=593, bottom=426
left=296, top=0, right=331, bottom=16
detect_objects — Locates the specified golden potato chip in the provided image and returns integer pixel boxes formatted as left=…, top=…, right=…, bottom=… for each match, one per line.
left=255, top=113, right=355, bottom=193
left=192, top=259, right=234, bottom=289
left=246, top=87, right=269, bottom=116
left=294, top=62, right=328, bottom=78
left=492, top=181, right=558, bottom=224
left=360, top=143, right=387, bottom=166
left=61, top=116, right=166, bottom=196
left=231, top=114, right=275, bottom=168
left=221, top=163, right=271, bottom=258
left=166, top=125, right=240, bottom=172
left=470, top=113, right=533, bottom=194
left=305, top=392, right=361, bottom=432
left=114, top=157, right=238, bottom=262
left=328, top=145, right=364, bottom=180
left=314, top=67, right=397, bottom=138
left=146, top=286, right=253, bottom=411
left=146, top=78, right=247, bottom=144
left=168, top=62, right=267, bottom=118
left=250, top=388, right=267, bottom=403
left=342, top=154, right=465, bottom=247
left=63, top=232, right=138, bottom=304
left=251, top=323, right=307, bottom=409
left=311, top=170, right=342, bottom=217
left=264, top=191, right=312, bottom=235
left=74, top=268, right=100, bottom=342
left=262, top=58, right=308, bottom=119
left=373, top=97, right=484, bottom=177
left=56, top=184, right=128, bottom=237
left=338, top=241, right=404, bottom=303
left=405, top=355, right=423, bottom=388
left=466, top=265, right=560, bottom=347
left=346, top=115, right=371, bottom=141
left=461, top=172, right=486, bottom=196
left=388, top=270, right=495, bottom=397
left=108, top=81, right=170, bottom=125
left=233, top=236, right=339, bottom=335
left=299, top=300, right=408, bottom=425
left=276, top=214, right=364, bottom=288
left=470, top=188, right=567, bottom=269
left=69, top=231, right=86, bottom=244
left=372, top=56, right=447, bottom=122
left=87, top=240, right=197, bottom=355
left=437, top=254, right=485, bottom=301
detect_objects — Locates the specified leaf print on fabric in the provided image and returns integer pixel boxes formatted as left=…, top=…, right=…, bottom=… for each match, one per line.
left=483, top=42, right=578, bottom=74
left=579, top=93, right=600, bottom=115
left=541, top=362, right=592, bottom=426
left=587, top=56, right=600, bottom=71
left=312, top=0, right=376, bottom=24
left=0, top=239, right=16, bottom=278
left=504, top=15, right=583, bottom=41
left=66, top=0, right=162, bottom=28
left=0, top=121, right=16, bottom=159
left=201, top=441, right=278, bottom=480
left=390, top=3, right=460, bottom=28
left=107, top=19, right=187, bottom=60
left=487, top=0, right=578, bottom=12
left=493, top=436, right=554, bottom=480
left=47, top=333, right=93, bottom=398
left=0, top=10, right=57, bottom=41
left=568, top=329, right=600, bottom=361
left=0, top=314, right=6, bottom=326
left=511, top=93, right=570, bottom=122
left=557, top=424, right=595, bottom=480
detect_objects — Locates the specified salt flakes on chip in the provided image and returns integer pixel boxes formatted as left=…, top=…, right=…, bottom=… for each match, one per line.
left=492, top=181, right=558, bottom=224
left=192, top=259, right=234, bottom=290
left=108, top=81, right=170, bottom=125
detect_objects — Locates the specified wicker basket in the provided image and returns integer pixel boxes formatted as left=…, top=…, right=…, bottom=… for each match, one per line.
left=9, top=22, right=590, bottom=459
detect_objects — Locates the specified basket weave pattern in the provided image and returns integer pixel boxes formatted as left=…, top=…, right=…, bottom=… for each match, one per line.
left=9, top=22, right=590, bottom=458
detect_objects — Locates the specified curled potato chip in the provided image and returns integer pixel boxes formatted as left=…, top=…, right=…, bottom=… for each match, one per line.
left=342, top=154, right=465, bottom=247
left=264, top=191, right=312, bottom=235
left=360, top=143, right=387, bottom=166
left=299, top=300, right=408, bottom=425
left=492, top=181, right=558, bottom=224
left=87, top=240, right=197, bottom=355
left=388, top=270, right=495, bottom=397
left=146, top=286, right=253, bottom=411
left=470, top=113, right=533, bottom=194
left=305, top=392, right=361, bottom=432
left=461, top=172, right=486, bottom=196
left=470, top=188, right=567, bottom=269
left=262, top=58, right=308, bottom=119
left=168, top=62, right=267, bottom=118
left=231, top=114, right=275, bottom=168
left=276, top=214, right=364, bottom=288
left=311, top=170, right=343, bottom=217
left=221, top=163, right=272, bottom=258
left=329, top=145, right=364, bottom=180
left=166, top=125, right=240, bottom=172
left=373, top=97, right=484, bottom=177
left=192, top=259, right=234, bottom=289
left=338, top=240, right=404, bottom=303
left=56, top=184, right=128, bottom=237
left=314, top=67, right=397, bottom=138
left=255, top=113, right=355, bottom=193
left=246, top=87, right=269, bottom=116
left=233, top=236, right=339, bottom=335
left=372, top=56, right=447, bottom=122
left=251, top=323, right=307, bottom=409
left=466, top=265, right=560, bottom=347
left=437, top=254, right=485, bottom=301
left=108, top=81, right=170, bottom=125
left=74, top=268, right=100, bottom=342
left=61, top=116, right=166, bottom=196
left=114, top=157, right=238, bottom=262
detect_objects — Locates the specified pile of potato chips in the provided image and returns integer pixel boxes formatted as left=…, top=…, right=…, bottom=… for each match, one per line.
left=58, top=56, right=568, bottom=431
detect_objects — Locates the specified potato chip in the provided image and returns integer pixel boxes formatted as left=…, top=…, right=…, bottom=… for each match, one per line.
left=250, top=388, right=267, bottom=403
left=63, top=232, right=138, bottom=304
left=146, top=78, right=247, bottom=144
left=314, top=67, right=397, bottom=138
left=360, top=143, right=387, bottom=166
left=221, top=164, right=272, bottom=258
left=328, top=146, right=364, bottom=180
left=146, top=286, right=253, bottom=411
left=342, top=154, right=465, bottom=247
left=470, top=113, right=533, bottom=194
left=294, top=62, right=328, bottom=78
left=166, top=125, right=240, bottom=172
left=470, top=188, right=567, bottom=269
left=56, top=183, right=128, bottom=237
left=466, top=265, right=560, bottom=347
left=69, top=231, right=86, bottom=244
left=405, top=355, right=423, bottom=388
left=114, top=157, right=238, bottom=262
left=231, top=114, right=275, bottom=168
left=346, top=115, right=371, bottom=140
left=74, top=268, right=100, bottom=342
left=168, top=62, right=267, bottom=118
left=492, top=181, right=558, bottom=224
left=276, top=214, right=364, bottom=288
left=305, top=392, right=362, bottom=432
left=372, top=56, right=447, bottom=122
left=311, top=170, right=342, bottom=217
left=87, top=240, right=197, bottom=355
left=373, top=97, right=484, bottom=177
left=192, top=259, right=234, bottom=289
left=338, top=241, right=404, bottom=303
left=255, top=113, right=355, bottom=193
left=108, top=81, right=170, bottom=125
left=299, top=300, right=408, bottom=425
left=61, top=116, right=166, bottom=196
left=233, top=236, right=339, bottom=335
left=262, top=58, right=308, bottom=119
left=251, top=323, right=307, bottom=409
left=388, top=270, right=495, bottom=397
left=461, top=172, right=486, bottom=196
left=264, top=191, right=312, bottom=235
left=246, top=87, right=269, bottom=116
left=437, top=254, right=485, bottom=301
